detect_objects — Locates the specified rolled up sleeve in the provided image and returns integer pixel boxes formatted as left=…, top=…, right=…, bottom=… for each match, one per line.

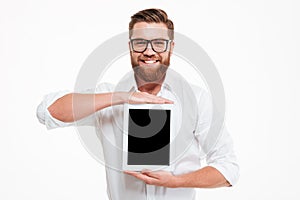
left=205, top=128, right=240, bottom=186
left=36, top=90, right=74, bottom=129
left=194, top=88, right=239, bottom=186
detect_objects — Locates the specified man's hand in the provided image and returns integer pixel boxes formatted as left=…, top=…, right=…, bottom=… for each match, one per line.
left=124, top=170, right=180, bottom=188
left=126, top=91, right=174, bottom=104
left=125, top=166, right=231, bottom=188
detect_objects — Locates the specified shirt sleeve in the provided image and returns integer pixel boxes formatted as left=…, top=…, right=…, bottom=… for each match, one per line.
left=193, top=88, right=239, bottom=186
left=205, top=128, right=239, bottom=186
left=36, top=83, right=114, bottom=130
left=36, top=90, right=75, bottom=129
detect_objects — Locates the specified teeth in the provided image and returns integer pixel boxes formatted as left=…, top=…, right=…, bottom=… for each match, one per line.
left=144, top=60, right=156, bottom=64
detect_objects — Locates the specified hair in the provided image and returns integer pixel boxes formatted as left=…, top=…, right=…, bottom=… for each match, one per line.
left=129, top=8, right=174, bottom=39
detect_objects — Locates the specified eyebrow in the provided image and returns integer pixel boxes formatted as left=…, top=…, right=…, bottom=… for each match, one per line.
left=130, top=38, right=169, bottom=40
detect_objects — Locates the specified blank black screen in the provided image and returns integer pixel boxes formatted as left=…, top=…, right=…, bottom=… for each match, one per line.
left=127, top=109, right=170, bottom=165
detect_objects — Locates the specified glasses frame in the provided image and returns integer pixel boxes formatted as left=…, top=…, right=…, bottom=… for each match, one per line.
left=130, top=38, right=173, bottom=53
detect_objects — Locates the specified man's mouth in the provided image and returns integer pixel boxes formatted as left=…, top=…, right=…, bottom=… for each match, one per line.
left=139, top=59, right=159, bottom=64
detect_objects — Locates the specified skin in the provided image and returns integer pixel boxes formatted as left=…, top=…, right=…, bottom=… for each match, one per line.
left=124, top=166, right=230, bottom=188
left=130, top=22, right=173, bottom=87
left=48, top=22, right=230, bottom=188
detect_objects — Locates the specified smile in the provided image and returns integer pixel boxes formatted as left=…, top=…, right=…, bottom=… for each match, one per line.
left=140, top=60, right=159, bottom=64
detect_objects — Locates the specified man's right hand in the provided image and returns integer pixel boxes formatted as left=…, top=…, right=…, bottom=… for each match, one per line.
left=122, top=91, right=173, bottom=104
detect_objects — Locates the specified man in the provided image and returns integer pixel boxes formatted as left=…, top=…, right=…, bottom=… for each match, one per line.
left=37, top=8, right=239, bottom=200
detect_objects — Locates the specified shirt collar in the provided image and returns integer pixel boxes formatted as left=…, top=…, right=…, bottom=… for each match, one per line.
left=129, top=81, right=172, bottom=96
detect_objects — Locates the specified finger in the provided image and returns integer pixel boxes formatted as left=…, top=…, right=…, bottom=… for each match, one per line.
left=140, top=169, right=161, bottom=179
left=128, top=92, right=158, bottom=104
left=129, top=91, right=174, bottom=104
left=125, top=171, right=158, bottom=184
left=148, top=98, right=166, bottom=104
left=148, top=96, right=174, bottom=104
left=161, top=98, right=174, bottom=104
left=124, top=170, right=149, bottom=178
left=141, top=170, right=161, bottom=179
left=153, top=95, right=174, bottom=104
left=141, top=169, right=152, bottom=173
left=124, top=170, right=138, bottom=175
left=124, top=171, right=146, bottom=180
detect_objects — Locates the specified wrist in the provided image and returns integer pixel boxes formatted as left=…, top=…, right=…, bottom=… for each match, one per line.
left=111, top=92, right=129, bottom=105
left=172, top=175, right=185, bottom=188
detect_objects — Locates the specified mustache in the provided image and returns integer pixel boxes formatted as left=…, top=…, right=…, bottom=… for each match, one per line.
left=138, top=55, right=161, bottom=60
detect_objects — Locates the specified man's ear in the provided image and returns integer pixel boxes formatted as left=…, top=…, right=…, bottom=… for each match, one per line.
left=169, top=41, right=175, bottom=55
left=128, top=41, right=133, bottom=56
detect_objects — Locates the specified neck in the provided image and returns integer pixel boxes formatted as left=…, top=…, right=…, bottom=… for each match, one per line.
left=135, top=75, right=165, bottom=95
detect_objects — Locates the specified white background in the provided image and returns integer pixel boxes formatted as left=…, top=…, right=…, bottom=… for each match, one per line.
left=1, top=0, right=299, bottom=199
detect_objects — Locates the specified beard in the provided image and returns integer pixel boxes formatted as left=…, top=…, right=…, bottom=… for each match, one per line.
left=131, top=53, right=171, bottom=82
left=133, top=64, right=168, bottom=82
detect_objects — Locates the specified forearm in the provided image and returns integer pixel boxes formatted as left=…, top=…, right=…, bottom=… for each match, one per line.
left=47, top=92, right=127, bottom=122
left=175, top=166, right=231, bottom=188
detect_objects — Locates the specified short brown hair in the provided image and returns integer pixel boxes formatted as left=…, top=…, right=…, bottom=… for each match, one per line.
left=129, top=8, right=174, bottom=39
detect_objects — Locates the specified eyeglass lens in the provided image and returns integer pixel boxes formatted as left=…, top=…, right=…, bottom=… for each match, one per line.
left=131, top=39, right=169, bottom=53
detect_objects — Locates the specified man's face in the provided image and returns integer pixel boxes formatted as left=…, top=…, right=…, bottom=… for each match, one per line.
left=129, top=22, right=174, bottom=82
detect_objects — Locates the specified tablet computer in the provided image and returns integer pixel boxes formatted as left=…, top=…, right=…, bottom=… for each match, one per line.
left=122, top=103, right=174, bottom=171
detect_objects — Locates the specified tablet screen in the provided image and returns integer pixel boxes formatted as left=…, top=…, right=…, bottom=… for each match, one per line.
left=127, top=108, right=170, bottom=165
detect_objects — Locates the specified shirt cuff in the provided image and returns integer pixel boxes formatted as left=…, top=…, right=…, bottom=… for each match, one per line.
left=37, top=90, right=74, bottom=130
left=208, top=162, right=239, bottom=186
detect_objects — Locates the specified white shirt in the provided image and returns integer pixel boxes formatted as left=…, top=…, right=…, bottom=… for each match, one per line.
left=37, top=75, right=239, bottom=200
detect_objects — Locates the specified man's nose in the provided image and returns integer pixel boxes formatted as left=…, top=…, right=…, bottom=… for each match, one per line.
left=143, top=42, right=155, bottom=55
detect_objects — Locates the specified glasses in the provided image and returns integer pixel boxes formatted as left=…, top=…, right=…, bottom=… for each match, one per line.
left=130, top=38, right=172, bottom=53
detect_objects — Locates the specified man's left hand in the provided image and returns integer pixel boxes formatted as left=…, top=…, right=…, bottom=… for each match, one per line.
left=124, top=170, right=181, bottom=188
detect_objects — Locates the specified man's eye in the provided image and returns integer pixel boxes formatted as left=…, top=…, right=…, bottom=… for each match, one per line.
left=153, top=40, right=165, bottom=45
left=135, top=41, right=146, bottom=45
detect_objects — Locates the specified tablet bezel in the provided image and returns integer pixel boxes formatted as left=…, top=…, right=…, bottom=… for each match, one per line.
left=122, top=103, right=174, bottom=171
